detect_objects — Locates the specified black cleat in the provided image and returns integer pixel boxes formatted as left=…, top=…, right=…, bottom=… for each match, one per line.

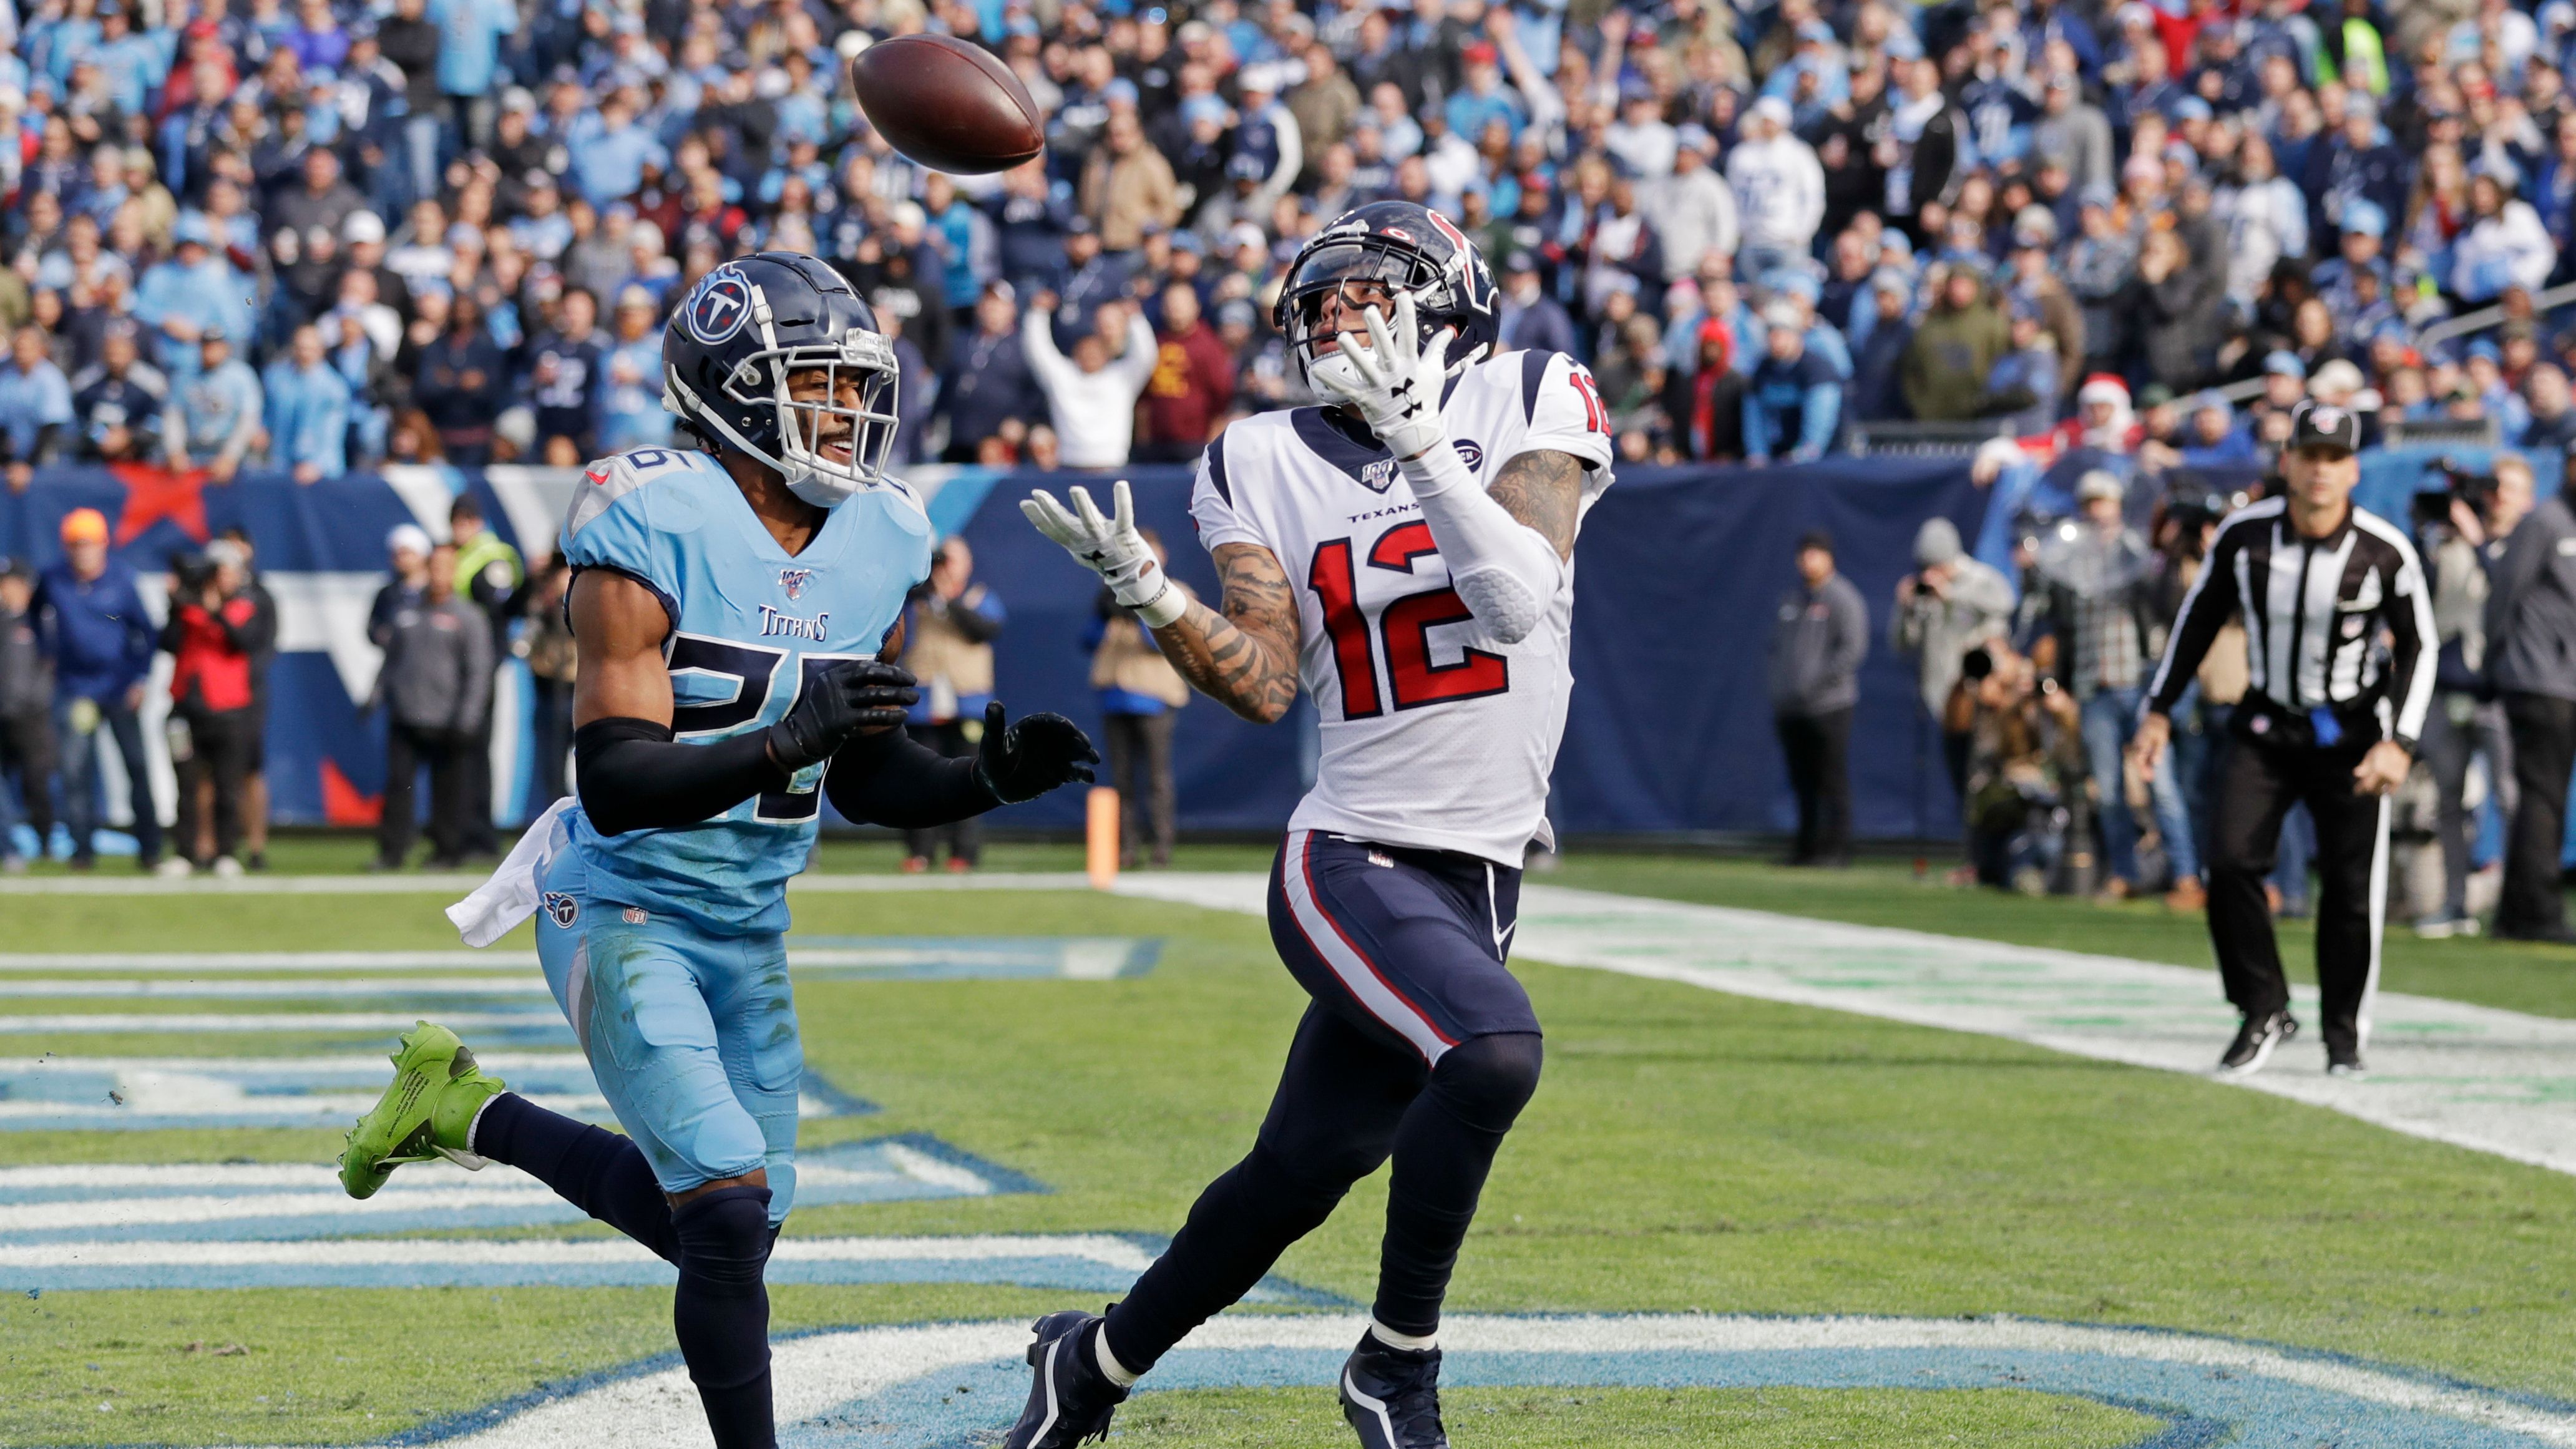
left=1002, top=1309, right=1126, bottom=1448
left=2326, top=1043, right=2367, bottom=1078
left=1340, top=1330, right=1448, bottom=1449
left=2218, top=1010, right=2298, bottom=1075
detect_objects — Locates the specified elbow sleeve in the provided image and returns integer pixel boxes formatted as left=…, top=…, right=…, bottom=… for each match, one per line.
left=573, top=717, right=788, bottom=835
left=822, top=725, right=998, bottom=828
left=1399, top=442, right=1564, bottom=646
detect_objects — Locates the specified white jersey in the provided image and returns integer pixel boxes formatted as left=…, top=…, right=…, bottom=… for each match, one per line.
left=1189, top=349, right=1616, bottom=866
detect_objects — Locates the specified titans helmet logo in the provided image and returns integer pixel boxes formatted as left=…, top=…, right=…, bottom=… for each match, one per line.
left=686, top=268, right=754, bottom=345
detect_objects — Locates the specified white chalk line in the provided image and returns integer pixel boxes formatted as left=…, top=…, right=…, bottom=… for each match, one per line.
left=1108, top=874, right=2576, bottom=1181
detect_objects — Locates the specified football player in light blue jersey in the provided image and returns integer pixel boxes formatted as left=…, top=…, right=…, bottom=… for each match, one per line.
left=336, top=253, right=1098, bottom=1449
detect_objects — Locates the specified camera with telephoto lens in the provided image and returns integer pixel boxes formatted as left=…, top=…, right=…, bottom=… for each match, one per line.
left=169, top=552, right=218, bottom=598
left=2412, top=456, right=2500, bottom=529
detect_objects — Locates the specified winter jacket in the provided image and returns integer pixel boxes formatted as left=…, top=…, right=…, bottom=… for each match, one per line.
left=2486, top=496, right=2576, bottom=702
left=1769, top=572, right=1870, bottom=716
left=33, top=560, right=155, bottom=705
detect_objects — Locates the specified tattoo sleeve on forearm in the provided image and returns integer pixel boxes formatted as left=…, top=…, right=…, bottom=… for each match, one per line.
left=1484, top=448, right=1585, bottom=560
left=1151, top=542, right=1304, bottom=723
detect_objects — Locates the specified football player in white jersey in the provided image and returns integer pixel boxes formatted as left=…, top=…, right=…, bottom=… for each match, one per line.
left=1011, top=200, right=1616, bottom=1449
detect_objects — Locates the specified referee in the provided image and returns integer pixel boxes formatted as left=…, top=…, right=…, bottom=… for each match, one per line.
left=2132, top=401, right=2434, bottom=1078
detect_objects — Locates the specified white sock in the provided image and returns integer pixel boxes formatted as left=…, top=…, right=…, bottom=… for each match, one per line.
left=1091, top=1324, right=1141, bottom=1387
left=462, top=1092, right=500, bottom=1155
left=1368, top=1318, right=1439, bottom=1352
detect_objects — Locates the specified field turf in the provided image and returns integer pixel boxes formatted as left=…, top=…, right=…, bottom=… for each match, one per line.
left=1, top=846, right=2572, bottom=1445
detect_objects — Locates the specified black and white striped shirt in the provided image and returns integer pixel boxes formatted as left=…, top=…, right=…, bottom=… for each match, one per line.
left=2145, top=497, right=2437, bottom=750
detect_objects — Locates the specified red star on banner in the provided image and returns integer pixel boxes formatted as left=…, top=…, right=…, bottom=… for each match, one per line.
left=107, top=461, right=212, bottom=547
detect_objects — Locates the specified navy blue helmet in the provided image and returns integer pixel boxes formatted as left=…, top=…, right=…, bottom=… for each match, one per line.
left=1274, top=200, right=1500, bottom=389
left=661, top=251, right=901, bottom=507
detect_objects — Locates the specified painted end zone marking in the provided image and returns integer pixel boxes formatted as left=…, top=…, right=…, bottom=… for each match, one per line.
left=0, top=1133, right=1035, bottom=1243
left=0, top=1056, right=876, bottom=1130
left=333, top=1315, right=2576, bottom=1449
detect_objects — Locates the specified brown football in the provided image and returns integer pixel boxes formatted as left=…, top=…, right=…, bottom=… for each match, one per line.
left=851, top=34, right=1045, bottom=175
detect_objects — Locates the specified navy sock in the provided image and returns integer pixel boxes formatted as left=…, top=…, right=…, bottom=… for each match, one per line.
left=672, top=1185, right=777, bottom=1449
left=1373, top=1033, right=1543, bottom=1337
left=471, top=1091, right=677, bottom=1262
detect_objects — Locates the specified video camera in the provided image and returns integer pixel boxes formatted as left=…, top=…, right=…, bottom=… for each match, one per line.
left=2411, top=456, right=2500, bottom=530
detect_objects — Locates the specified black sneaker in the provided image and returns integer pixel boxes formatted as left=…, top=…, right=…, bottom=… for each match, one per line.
left=1340, top=1330, right=1447, bottom=1449
left=2326, top=1043, right=2367, bottom=1078
left=2218, top=1010, right=2298, bottom=1075
left=1002, top=1309, right=1126, bottom=1449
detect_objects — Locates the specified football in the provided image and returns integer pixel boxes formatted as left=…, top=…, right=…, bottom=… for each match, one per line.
left=851, top=34, right=1045, bottom=175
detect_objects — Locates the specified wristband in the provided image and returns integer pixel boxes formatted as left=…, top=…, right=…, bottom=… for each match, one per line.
left=1396, top=437, right=1475, bottom=499
left=1130, top=570, right=1189, bottom=629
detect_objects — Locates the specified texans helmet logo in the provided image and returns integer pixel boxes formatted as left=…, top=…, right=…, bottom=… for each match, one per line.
left=778, top=568, right=813, bottom=600
left=686, top=268, right=755, bottom=344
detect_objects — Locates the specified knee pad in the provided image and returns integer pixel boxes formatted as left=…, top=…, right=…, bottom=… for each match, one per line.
left=1428, top=1032, right=1543, bottom=1131
left=671, top=1184, right=774, bottom=1286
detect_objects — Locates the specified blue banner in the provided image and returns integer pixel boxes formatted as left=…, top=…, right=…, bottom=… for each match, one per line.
left=0, top=453, right=2553, bottom=856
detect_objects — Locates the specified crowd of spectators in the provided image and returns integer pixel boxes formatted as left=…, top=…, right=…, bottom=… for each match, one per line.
left=9, top=0, right=2576, bottom=475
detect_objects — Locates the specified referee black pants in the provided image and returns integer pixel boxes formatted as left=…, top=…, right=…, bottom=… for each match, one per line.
left=2205, top=734, right=2388, bottom=1056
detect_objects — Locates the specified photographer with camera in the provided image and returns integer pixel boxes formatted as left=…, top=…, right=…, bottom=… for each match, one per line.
left=2410, top=457, right=2524, bottom=938
left=1893, top=517, right=2015, bottom=831
left=158, top=539, right=273, bottom=878
left=2482, top=452, right=2576, bottom=944
left=2135, top=402, right=2436, bottom=1077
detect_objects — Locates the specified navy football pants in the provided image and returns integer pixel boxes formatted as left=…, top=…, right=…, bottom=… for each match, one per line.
left=1103, top=830, right=1544, bottom=1370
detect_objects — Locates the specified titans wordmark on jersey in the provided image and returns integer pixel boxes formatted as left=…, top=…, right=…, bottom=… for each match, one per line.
left=556, top=444, right=934, bottom=935
left=1190, top=349, right=1616, bottom=866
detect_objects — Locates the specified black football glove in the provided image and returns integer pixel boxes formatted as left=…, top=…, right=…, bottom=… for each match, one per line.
left=766, top=660, right=919, bottom=772
left=972, top=701, right=1100, bottom=804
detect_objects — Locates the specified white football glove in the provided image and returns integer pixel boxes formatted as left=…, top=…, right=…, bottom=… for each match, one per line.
left=1308, top=290, right=1468, bottom=461
left=1021, top=479, right=1188, bottom=628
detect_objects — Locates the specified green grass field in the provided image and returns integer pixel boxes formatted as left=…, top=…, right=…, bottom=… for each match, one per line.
left=2, top=848, right=2573, bottom=1445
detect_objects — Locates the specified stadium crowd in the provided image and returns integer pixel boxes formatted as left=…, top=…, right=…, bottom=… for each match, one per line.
left=7, top=0, right=2576, bottom=472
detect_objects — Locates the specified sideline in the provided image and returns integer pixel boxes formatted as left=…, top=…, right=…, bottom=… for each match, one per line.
left=1112, top=874, right=2576, bottom=1180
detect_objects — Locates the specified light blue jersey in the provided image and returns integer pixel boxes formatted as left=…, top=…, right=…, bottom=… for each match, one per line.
left=558, top=444, right=934, bottom=935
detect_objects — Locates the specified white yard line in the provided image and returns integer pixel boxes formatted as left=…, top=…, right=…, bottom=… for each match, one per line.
left=1110, top=873, right=2576, bottom=1181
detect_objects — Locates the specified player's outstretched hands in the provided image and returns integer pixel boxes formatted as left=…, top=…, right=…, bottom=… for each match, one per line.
left=1309, top=290, right=1469, bottom=461
left=766, top=660, right=919, bottom=771
left=973, top=701, right=1100, bottom=804
left=1021, top=479, right=1184, bottom=625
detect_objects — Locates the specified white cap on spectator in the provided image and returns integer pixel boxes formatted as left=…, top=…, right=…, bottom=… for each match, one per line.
left=343, top=210, right=386, bottom=245
left=1226, top=221, right=1267, bottom=254
left=501, top=87, right=537, bottom=114
left=2075, top=470, right=2126, bottom=503
left=892, top=200, right=927, bottom=232
left=386, top=524, right=432, bottom=559
left=1752, top=96, right=1792, bottom=127
left=1761, top=301, right=1802, bottom=332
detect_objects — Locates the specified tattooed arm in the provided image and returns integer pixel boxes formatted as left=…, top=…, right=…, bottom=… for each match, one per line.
left=1483, top=448, right=1587, bottom=560
left=1149, top=542, right=1304, bottom=724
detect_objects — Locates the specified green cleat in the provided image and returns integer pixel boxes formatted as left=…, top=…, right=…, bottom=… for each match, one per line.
left=337, top=1021, right=507, bottom=1199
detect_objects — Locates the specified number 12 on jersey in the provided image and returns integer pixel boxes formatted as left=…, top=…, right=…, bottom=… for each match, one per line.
left=1308, top=522, right=1510, bottom=720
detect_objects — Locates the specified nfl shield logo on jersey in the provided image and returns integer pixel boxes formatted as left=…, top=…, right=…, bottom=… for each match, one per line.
left=778, top=568, right=813, bottom=600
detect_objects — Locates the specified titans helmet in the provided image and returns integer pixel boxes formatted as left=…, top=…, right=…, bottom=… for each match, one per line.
left=1273, top=200, right=1500, bottom=390
left=661, top=251, right=900, bottom=507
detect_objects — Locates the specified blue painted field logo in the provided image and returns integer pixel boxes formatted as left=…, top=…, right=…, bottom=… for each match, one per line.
left=360, top=1315, right=2576, bottom=1448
